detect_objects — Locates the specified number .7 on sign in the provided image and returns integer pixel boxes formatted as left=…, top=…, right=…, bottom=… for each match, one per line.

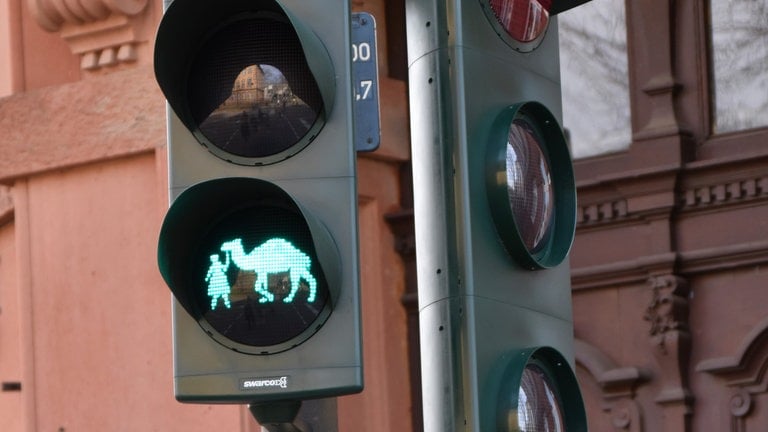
left=351, top=12, right=380, bottom=152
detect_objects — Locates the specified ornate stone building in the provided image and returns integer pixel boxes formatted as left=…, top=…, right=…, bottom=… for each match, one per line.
left=565, top=1, right=768, bottom=431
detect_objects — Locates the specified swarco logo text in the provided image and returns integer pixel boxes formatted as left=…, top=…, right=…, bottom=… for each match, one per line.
left=239, top=376, right=289, bottom=391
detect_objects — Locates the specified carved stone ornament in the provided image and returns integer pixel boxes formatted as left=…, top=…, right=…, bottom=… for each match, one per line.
left=644, top=275, right=693, bottom=430
left=644, top=274, right=690, bottom=352
left=729, top=390, right=751, bottom=418
left=697, top=316, right=768, bottom=432
left=27, top=0, right=149, bottom=70
left=575, top=339, right=646, bottom=431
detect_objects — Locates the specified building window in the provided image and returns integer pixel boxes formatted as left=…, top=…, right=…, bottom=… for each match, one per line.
left=709, top=0, right=768, bottom=134
left=558, top=0, right=631, bottom=159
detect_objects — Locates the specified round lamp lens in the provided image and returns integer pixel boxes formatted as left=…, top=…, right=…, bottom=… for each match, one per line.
left=515, top=364, right=565, bottom=431
left=505, top=119, right=554, bottom=255
left=489, top=0, right=550, bottom=43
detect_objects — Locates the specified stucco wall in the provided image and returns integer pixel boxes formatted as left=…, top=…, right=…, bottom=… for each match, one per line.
left=8, top=155, right=245, bottom=431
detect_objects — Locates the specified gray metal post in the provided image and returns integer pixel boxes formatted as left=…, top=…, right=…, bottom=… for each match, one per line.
left=252, top=398, right=338, bottom=432
left=405, top=0, right=466, bottom=430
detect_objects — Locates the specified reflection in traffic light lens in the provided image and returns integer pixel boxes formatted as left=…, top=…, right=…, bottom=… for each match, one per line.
left=489, top=0, right=550, bottom=43
left=188, top=16, right=324, bottom=160
left=505, top=119, right=554, bottom=255
left=193, top=203, right=330, bottom=351
left=515, top=364, right=565, bottom=431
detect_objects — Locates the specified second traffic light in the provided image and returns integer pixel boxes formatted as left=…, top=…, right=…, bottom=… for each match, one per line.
left=406, top=0, right=587, bottom=429
left=154, top=0, right=362, bottom=403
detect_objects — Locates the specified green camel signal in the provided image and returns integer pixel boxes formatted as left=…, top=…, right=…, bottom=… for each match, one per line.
left=205, top=238, right=318, bottom=308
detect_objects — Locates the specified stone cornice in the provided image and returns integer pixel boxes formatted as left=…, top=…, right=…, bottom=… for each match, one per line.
left=0, top=65, right=164, bottom=183
left=576, top=151, right=768, bottom=230
left=29, top=0, right=147, bottom=30
left=27, top=0, right=151, bottom=71
left=577, top=175, right=768, bottom=230
left=572, top=149, right=768, bottom=291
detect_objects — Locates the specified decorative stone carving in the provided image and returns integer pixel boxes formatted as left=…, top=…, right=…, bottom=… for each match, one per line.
left=726, top=390, right=752, bottom=432
left=610, top=399, right=642, bottom=431
left=27, top=0, right=149, bottom=71
left=644, top=274, right=693, bottom=430
left=644, top=275, right=690, bottom=352
left=697, top=316, right=768, bottom=432
left=729, top=390, right=751, bottom=418
left=575, top=339, right=646, bottom=431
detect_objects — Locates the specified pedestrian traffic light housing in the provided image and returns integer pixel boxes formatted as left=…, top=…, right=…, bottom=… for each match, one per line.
left=406, top=0, right=588, bottom=429
left=154, top=0, right=361, bottom=403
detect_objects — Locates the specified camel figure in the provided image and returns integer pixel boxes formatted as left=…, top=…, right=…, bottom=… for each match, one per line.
left=220, top=238, right=317, bottom=304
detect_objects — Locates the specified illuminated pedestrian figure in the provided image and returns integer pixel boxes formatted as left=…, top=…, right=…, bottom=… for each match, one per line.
left=205, top=254, right=231, bottom=310
left=220, top=238, right=317, bottom=304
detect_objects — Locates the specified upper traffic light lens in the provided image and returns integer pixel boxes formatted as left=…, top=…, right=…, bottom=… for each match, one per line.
left=506, top=118, right=554, bottom=255
left=490, top=0, right=550, bottom=42
left=484, top=0, right=551, bottom=52
left=188, top=15, right=325, bottom=163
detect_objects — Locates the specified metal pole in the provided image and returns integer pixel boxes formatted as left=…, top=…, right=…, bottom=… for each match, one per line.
left=405, top=0, right=467, bottom=430
left=250, top=399, right=338, bottom=432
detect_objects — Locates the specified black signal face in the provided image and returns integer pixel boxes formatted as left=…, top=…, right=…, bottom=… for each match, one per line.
left=192, top=202, right=331, bottom=354
left=156, top=177, right=335, bottom=355
left=187, top=13, right=325, bottom=165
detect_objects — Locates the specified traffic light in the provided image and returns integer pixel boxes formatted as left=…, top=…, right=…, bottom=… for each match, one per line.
left=154, top=0, right=361, bottom=404
left=406, top=0, right=589, bottom=429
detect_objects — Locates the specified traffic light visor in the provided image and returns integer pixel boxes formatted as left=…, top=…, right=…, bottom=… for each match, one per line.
left=154, top=0, right=335, bottom=165
left=486, top=102, right=576, bottom=269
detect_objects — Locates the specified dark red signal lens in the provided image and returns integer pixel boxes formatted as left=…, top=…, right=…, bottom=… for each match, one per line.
left=489, top=0, right=551, bottom=43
